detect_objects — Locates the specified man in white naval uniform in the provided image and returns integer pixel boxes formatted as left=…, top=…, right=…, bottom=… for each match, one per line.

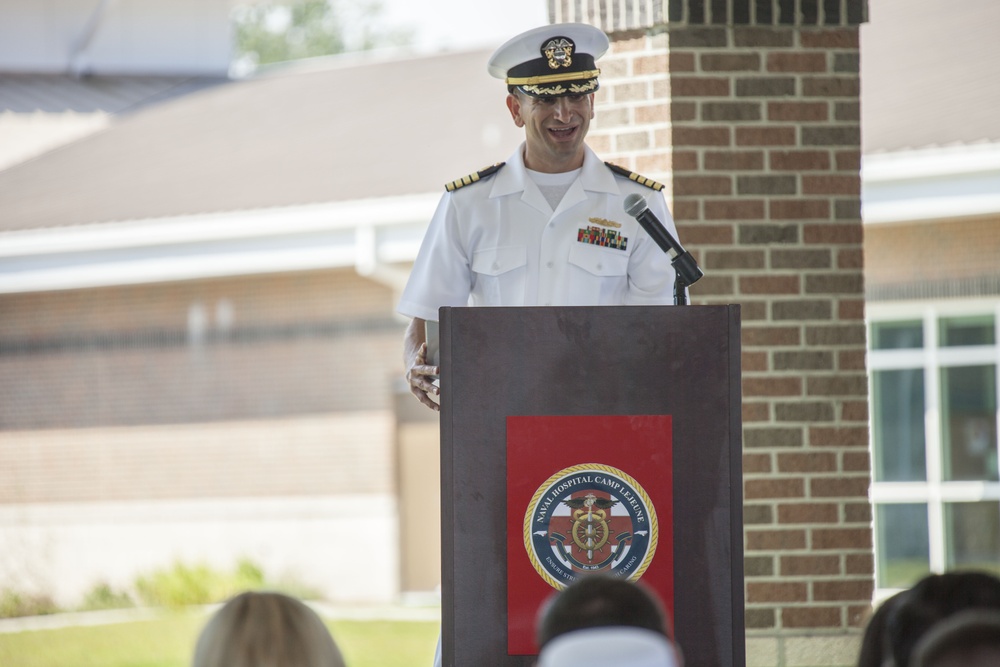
left=401, top=24, right=687, bottom=665
left=399, top=23, right=683, bottom=413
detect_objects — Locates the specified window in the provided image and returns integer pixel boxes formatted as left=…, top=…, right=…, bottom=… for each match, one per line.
left=876, top=503, right=930, bottom=588
left=868, top=303, right=1000, bottom=592
left=872, top=368, right=925, bottom=482
left=945, top=501, right=1000, bottom=575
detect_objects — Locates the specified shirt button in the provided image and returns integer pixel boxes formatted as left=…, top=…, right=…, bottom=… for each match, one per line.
left=596, top=263, right=603, bottom=271
left=492, top=262, right=500, bottom=271
left=546, top=261, right=554, bottom=268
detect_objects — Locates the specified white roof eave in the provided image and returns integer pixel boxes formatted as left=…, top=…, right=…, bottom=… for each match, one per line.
left=862, top=141, right=1000, bottom=224
left=0, top=192, right=440, bottom=294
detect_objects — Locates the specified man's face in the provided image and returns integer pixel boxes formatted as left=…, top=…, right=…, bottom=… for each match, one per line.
left=506, top=91, right=595, bottom=173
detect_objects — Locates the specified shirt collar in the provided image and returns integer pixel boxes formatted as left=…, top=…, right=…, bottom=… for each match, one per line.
left=490, top=143, right=621, bottom=198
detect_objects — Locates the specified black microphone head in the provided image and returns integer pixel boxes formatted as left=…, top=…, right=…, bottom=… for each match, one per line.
left=623, top=193, right=647, bottom=217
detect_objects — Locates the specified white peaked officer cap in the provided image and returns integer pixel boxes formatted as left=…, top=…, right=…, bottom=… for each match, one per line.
left=487, top=23, right=610, bottom=97
left=537, top=627, right=680, bottom=667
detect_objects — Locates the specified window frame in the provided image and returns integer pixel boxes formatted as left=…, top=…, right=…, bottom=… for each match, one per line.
left=867, top=298, right=1000, bottom=593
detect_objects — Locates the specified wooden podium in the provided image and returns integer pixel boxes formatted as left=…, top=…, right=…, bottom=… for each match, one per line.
left=438, top=305, right=744, bottom=667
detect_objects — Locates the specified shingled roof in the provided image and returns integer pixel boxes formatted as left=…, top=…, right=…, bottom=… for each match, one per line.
left=0, top=48, right=523, bottom=232
left=860, top=0, right=1000, bottom=153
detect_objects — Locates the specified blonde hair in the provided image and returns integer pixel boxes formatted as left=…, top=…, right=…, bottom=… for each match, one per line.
left=193, top=591, right=346, bottom=667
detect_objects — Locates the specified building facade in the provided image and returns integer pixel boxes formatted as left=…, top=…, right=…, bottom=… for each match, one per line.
left=860, top=0, right=1000, bottom=606
left=4, top=0, right=999, bottom=665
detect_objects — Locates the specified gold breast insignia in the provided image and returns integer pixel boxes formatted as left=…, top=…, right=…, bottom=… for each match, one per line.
left=588, top=217, right=621, bottom=229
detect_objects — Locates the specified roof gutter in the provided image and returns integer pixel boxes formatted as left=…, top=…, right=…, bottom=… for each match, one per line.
left=862, top=141, right=1000, bottom=224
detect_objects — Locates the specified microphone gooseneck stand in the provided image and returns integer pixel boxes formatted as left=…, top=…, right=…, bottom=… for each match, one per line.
left=671, top=250, right=703, bottom=306
left=622, top=193, right=705, bottom=306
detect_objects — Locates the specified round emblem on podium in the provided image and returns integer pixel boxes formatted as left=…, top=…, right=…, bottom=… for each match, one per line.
left=523, top=463, right=658, bottom=589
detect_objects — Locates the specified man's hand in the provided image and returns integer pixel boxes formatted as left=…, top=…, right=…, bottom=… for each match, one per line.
left=404, top=318, right=441, bottom=411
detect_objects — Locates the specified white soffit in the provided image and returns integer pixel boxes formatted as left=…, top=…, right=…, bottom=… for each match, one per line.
left=0, top=193, right=439, bottom=294
left=862, top=142, right=1000, bottom=224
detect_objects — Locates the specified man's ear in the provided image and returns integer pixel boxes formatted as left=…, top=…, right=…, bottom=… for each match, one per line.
left=506, top=93, right=525, bottom=128
left=589, top=93, right=596, bottom=119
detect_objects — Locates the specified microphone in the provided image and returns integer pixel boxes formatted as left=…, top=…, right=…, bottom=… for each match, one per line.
left=623, top=193, right=703, bottom=289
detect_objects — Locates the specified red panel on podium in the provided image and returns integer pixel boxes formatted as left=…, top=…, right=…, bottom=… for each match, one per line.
left=506, top=415, right=674, bottom=654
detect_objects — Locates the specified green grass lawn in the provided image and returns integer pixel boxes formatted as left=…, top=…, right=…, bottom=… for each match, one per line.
left=0, top=612, right=439, bottom=667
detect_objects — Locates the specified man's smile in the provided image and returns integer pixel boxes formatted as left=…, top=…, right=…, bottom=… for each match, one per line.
left=548, top=125, right=580, bottom=141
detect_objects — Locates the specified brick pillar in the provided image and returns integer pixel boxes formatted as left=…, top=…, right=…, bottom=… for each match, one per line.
left=551, top=2, right=872, bottom=666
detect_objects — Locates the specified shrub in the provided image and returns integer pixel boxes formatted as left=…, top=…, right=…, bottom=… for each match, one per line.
left=79, top=582, right=135, bottom=611
left=0, top=589, right=59, bottom=618
left=1, top=559, right=322, bottom=616
left=133, top=558, right=267, bottom=608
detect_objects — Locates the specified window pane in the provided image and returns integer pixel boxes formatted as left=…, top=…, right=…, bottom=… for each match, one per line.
left=871, top=320, right=923, bottom=350
left=945, top=501, right=1000, bottom=576
left=872, top=368, right=926, bottom=481
left=939, top=315, right=996, bottom=347
left=940, top=364, right=998, bottom=482
left=876, top=503, right=930, bottom=588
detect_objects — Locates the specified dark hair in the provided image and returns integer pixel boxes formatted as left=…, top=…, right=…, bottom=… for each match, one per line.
left=887, top=571, right=1000, bottom=667
left=911, top=609, right=1000, bottom=667
left=857, top=591, right=906, bottom=667
left=536, top=575, right=669, bottom=648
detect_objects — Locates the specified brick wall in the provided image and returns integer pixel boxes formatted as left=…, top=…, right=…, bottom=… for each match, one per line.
left=0, top=413, right=395, bottom=503
left=0, top=268, right=404, bottom=429
left=865, top=215, right=1000, bottom=298
left=0, top=267, right=408, bottom=602
left=556, top=1, right=872, bottom=665
left=589, top=31, right=673, bottom=183
left=0, top=268, right=395, bottom=339
left=669, top=20, right=871, bottom=665
left=0, top=268, right=405, bottom=499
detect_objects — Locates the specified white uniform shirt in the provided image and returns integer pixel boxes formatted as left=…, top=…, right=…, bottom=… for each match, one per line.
left=397, top=144, right=680, bottom=322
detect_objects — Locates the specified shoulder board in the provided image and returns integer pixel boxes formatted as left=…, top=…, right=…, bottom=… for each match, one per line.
left=444, top=162, right=505, bottom=192
left=604, top=162, right=666, bottom=192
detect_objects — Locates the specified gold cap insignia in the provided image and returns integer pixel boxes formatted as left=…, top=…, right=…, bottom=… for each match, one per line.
left=542, top=37, right=574, bottom=70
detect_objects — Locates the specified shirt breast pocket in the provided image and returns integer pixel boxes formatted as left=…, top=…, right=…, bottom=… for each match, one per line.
left=567, top=243, right=630, bottom=304
left=470, top=245, right=528, bottom=305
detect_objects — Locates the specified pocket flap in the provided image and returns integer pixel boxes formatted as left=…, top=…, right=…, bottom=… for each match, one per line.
left=471, top=246, right=527, bottom=276
left=568, top=243, right=629, bottom=277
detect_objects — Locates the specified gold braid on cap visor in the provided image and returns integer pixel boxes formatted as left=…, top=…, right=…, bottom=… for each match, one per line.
left=507, top=69, right=600, bottom=96
left=505, top=68, right=601, bottom=86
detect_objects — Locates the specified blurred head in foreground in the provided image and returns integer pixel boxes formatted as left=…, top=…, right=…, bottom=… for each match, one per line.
left=536, top=575, right=681, bottom=667
left=910, top=609, right=1000, bottom=667
left=887, top=570, right=1000, bottom=667
left=856, top=590, right=906, bottom=667
left=192, top=591, right=346, bottom=667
